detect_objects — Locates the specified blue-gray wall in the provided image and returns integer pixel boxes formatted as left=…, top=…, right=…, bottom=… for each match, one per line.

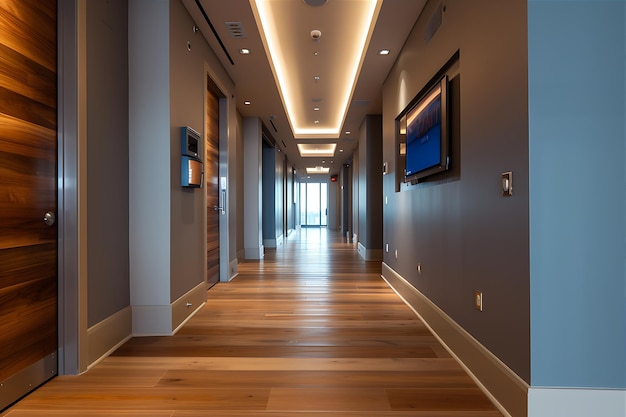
left=528, top=0, right=626, bottom=388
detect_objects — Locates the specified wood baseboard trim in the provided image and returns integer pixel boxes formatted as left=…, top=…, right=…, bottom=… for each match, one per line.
left=382, top=262, right=528, bottom=417
left=87, top=306, right=132, bottom=368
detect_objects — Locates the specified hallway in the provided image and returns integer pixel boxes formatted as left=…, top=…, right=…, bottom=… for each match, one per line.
left=3, top=229, right=502, bottom=416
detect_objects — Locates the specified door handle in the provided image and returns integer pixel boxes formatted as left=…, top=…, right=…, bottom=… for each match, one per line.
left=43, top=211, right=56, bottom=226
left=213, top=190, right=226, bottom=214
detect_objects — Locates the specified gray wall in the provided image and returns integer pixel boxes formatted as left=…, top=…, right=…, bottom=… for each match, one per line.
left=262, top=144, right=286, bottom=244
left=235, top=112, right=245, bottom=260
left=86, top=0, right=130, bottom=327
left=243, top=117, right=263, bottom=258
left=528, top=0, right=626, bottom=389
left=169, top=0, right=209, bottom=300
left=262, top=142, right=276, bottom=241
left=357, top=115, right=383, bottom=251
left=382, top=0, right=530, bottom=382
left=129, top=0, right=236, bottom=327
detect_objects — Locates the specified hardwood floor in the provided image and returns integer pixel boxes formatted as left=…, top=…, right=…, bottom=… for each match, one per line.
left=3, top=228, right=502, bottom=416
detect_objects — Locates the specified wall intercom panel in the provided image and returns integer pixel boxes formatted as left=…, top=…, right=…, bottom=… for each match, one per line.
left=182, top=126, right=200, bottom=158
left=181, top=126, right=203, bottom=188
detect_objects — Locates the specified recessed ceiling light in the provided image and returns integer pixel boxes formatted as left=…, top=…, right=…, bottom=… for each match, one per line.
left=240, top=48, right=251, bottom=55
left=345, top=131, right=351, bottom=135
left=314, top=107, right=320, bottom=111
left=313, top=76, right=320, bottom=82
left=314, top=120, right=320, bottom=124
left=244, top=101, right=251, bottom=105
left=339, top=149, right=344, bottom=152
left=378, top=49, right=390, bottom=55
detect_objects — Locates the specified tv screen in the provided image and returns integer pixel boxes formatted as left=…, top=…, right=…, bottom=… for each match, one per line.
left=404, top=76, right=448, bottom=182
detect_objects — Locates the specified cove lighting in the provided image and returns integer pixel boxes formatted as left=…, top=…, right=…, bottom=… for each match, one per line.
left=250, top=0, right=382, bottom=139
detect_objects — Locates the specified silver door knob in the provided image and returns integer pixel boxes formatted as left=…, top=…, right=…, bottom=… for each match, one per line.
left=43, top=211, right=56, bottom=226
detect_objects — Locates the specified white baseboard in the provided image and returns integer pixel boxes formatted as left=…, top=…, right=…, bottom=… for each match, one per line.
left=382, top=262, right=528, bottom=417
left=87, top=306, right=132, bottom=367
left=528, top=387, right=626, bottom=417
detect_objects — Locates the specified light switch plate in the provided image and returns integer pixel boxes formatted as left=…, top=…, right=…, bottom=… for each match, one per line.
left=501, top=172, right=513, bottom=196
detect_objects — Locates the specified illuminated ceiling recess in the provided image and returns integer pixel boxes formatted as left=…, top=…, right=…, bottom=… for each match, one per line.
left=250, top=0, right=383, bottom=139
left=306, top=166, right=331, bottom=175
left=297, top=143, right=337, bottom=157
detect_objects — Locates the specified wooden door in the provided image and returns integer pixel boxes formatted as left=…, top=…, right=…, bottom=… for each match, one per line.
left=206, top=81, right=220, bottom=287
left=0, top=0, right=58, bottom=410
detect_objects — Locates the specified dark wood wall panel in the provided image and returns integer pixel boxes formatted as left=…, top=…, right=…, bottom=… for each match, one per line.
left=0, top=0, right=57, bottom=398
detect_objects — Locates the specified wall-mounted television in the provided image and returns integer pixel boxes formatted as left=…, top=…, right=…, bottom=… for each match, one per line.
left=403, top=75, right=449, bottom=183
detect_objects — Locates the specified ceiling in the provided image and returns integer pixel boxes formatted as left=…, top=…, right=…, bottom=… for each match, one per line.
left=181, top=0, right=427, bottom=178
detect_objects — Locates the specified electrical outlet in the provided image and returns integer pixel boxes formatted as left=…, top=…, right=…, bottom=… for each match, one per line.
left=474, top=291, right=483, bottom=312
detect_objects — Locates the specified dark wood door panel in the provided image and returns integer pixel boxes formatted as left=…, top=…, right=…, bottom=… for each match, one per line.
left=0, top=146, right=56, bottom=249
left=0, top=0, right=56, bottom=72
left=0, top=43, right=57, bottom=108
left=0, top=275, right=56, bottom=381
left=0, top=243, right=56, bottom=293
left=0, top=0, right=57, bottom=407
left=0, top=114, right=56, bottom=159
left=206, top=85, right=219, bottom=286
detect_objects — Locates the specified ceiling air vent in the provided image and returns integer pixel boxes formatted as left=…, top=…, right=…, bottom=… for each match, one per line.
left=225, top=22, right=246, bottom=38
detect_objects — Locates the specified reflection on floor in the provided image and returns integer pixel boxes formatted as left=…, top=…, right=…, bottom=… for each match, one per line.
left=4, top=228, right=502, bottom=416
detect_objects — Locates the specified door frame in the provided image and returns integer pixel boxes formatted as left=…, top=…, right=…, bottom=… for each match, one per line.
left=204, top=64, right=233, bottom=283
left=57, top=0, right=88, bottom=375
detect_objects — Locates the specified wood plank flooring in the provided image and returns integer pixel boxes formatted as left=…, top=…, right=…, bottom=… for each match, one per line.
left=3, top=228, right=502, bottom=416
